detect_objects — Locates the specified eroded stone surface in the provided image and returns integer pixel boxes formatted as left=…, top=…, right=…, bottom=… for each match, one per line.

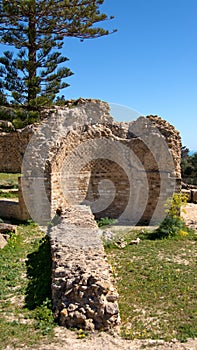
left=49, top=205, right=120, bottom=331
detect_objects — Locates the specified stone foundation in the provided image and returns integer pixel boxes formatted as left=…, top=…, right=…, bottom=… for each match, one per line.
left=0, top=177, right=30, bottom=221
left=49, top=205, right=120, bottom=331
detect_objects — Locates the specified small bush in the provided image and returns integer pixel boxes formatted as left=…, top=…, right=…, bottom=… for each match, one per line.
left=34, top=299, right=55, bottom=335
left=165, top=192, right=189, bottom=217
left=0, top=106, right=14, bottom=121
left=12, top=118, right=24, bottom=129
left=148, top=193, right=192, bottom=240
left=149, top=215, right=192, bottom=240
left=97, top=217, right=117, bottom=227
left=0, top=106, right=41, bottom=129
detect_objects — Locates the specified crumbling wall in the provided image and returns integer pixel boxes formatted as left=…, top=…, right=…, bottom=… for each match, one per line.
left=48, top=116, right=181, bottom=224
left=0, top=100, right=182, bottom=224
left=50, top=205, right=120, bottom=331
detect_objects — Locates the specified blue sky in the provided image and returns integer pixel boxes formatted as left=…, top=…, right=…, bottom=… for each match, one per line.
left=0, top=1, right=196, bottom=149
left=62, top=0, right=197, bottom=150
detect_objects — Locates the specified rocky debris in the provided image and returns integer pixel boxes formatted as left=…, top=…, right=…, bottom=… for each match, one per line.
left=0, top=120, right=15, bottom=132
left=0, top=233, right=7, bottom=249
left=0, top=223, right=16, bottom=248
left=98, top=229, right=116, bottom=242
left=113, top=237, right=141, bottom=249
left=0, top=223, right=17, bottom=234
left=129, top=237, right=140, bottom=245
left=181, top=203, right=197, bottom=232
left=4, top=327, right=197, bottom=350
left=114, top=239, right=127, bottom=249
left=49, top=205, right=120, bottom=331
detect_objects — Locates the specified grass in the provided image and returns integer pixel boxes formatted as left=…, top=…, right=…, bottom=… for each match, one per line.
left=0, top=207, right=197, bottom=346
left=0, top=173, right=20, bottom=188
left=96, top=217, right=117, bottom=227
left=105, top=228, right=197, bottom=342
left=0, top=190, right=18, bottom=198
left=0, top=221, right=55, bottom=349
left=0, top=173, right=20, bottom=199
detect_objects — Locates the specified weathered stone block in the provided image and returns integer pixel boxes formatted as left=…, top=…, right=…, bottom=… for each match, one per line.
left=49, top=205, right=120, bottom=331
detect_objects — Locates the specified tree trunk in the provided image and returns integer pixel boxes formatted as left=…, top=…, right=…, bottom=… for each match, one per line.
left=27, top=0, right=37, bottom=106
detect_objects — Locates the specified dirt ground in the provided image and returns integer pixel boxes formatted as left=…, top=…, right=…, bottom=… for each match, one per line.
left=181, top=203, right=197, bottom=232
left=5, top=204, right=197, bottom=350
left=5, top=327, right=197, bottom=350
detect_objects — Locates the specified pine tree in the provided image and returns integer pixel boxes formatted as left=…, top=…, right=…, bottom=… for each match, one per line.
left=0, top=0, right=115, bottom=108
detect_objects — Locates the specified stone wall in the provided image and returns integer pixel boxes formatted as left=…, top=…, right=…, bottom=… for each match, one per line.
left=0, top=126, right=34, bottom=173
left=0, top=177, right=30, bottom=221
left=0, top=100, right=182, bottom=224
left=50, top=205, right=120, bottom=331
left=48, top=116, right=181, bottom=225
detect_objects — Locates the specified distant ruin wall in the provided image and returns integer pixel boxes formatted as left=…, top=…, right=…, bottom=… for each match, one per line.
left=0, top=127, right=33, bottom=173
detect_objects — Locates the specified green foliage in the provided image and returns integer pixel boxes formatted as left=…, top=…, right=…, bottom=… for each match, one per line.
left=97, top=217, right=117, bottom=227
left=0, top=105, right=40, bottom=128
left=0, top=189, right=18, bottom=198
left=147, top=215, right=192, bottom=240
left=0, top=0, right=115, bottom=107
left=34, top=299, right=55, bottom=335
left=55, top=94, right=67, bottom=106
left=0, top=172, right=20, bottom=189
left=147, top=193, right=192, bottom=240
left=165, top=192, right=189, bottom=217
left=0, top=106, right=14, bottom=121
left=181, top=148, right=197, bottom=185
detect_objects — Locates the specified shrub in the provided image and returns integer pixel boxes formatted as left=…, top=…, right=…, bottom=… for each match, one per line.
left=148, top=193, right=192, bottom=240
left=0, top=106, right=14, bottom=121
left=97, top=217, right=117, bottom=227
left=0, top=106, right=41, bottom=129
left=34, top=299, right=55, bottom=335
left=165, top=192, right=189, bottom=217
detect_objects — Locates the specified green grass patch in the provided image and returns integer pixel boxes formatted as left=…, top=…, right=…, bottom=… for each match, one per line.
left=106, top=228, right=197, bottom=342
left=96, top=217, right=117, bottom=227
left=0, top=190, right=18, bottom=198
left=0, top=221, right=55, bottom=349
left=0, top=173, right=20, bottom=189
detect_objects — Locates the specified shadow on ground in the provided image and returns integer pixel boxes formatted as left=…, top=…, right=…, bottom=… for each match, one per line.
left=25, top=235, right=52, bottom=309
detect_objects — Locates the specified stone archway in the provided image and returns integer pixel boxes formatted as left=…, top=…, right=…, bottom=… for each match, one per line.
left=20, top=100, right=181, bottom=225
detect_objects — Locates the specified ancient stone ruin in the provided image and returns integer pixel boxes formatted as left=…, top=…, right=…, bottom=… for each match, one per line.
left=0, top=99, right=182, bottom=225
left=0, top=99, right=183, bottom=330
left=50, top=205, right=120, bottom=330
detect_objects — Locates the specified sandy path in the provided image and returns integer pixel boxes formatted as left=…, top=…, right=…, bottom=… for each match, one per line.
left=5, top=327, right=197, bottom=350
